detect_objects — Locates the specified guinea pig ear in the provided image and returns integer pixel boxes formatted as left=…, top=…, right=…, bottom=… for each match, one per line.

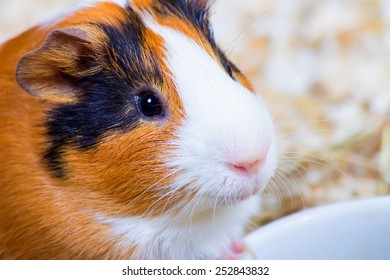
left=16, top=27, right=102, bottom=104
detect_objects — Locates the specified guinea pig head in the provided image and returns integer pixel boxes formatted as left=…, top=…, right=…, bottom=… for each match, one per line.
left=15, top=0, right=278, bottom=219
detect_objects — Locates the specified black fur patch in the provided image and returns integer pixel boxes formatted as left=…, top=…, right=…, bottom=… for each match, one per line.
left=154, top=0, right=240, bottom=78
left=44, top=7, right=164, bottom=178
left=44, top=1, right=241, bottom=178
left=154, top=0, right=211, bottom=35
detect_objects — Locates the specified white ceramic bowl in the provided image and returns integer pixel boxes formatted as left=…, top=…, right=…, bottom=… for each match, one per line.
left=244, top=195, right=390, bottom=259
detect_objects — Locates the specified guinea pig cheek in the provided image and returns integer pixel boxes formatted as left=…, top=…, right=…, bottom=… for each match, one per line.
left=62, top=125, right=186, bottom=218
left=163, top=96, right=278, bottom=207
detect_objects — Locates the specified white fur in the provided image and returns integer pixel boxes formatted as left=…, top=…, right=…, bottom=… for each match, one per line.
left=96, top=10, right=278, bottom=259
left=97, top=196, right=260, bottom=259
left=148, top=22, right=279, bottom=203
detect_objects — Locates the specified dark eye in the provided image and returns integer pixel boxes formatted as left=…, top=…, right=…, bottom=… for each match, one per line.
left=136, top=91, right=164, bottom=118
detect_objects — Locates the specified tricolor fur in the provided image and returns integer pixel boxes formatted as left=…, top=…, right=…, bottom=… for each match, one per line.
left=0, top=0, right=278, bottom=259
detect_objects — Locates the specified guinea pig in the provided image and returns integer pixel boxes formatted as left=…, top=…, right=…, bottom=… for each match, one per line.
left=0, top=0, right=278, bottom=259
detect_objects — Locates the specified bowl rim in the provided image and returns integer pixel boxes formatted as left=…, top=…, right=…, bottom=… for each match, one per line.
left=246, top=195, right=390, bottom=242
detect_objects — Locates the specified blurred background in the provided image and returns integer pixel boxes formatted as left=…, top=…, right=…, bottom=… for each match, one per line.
left=1, top=0, right=389, bottom=227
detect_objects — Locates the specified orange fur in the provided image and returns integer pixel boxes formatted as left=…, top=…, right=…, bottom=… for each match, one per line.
left=0, top=2, right=184, bottom=259
left=234, top=72, right=255, bottom=92
left=0, top=0, right=251, bottom=260
left=133, top=0, right=217, bottom=59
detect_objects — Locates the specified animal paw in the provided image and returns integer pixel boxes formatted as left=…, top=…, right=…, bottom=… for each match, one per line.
left=221, top=241, right=248, bottom=260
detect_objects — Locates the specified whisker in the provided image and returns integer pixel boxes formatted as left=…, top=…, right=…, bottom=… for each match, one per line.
left=166, top=188, right=200, bottom=229
left=115, top=169, right=180, bottom=215
left=222, top=1, right=281, bottom=56
left=280, top=153, right=352, bottom=180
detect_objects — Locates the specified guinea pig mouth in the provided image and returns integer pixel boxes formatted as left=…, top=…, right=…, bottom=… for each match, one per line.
left=237, top=184, right=263, bottom=201
left=205, top=179, right=266, bottom=206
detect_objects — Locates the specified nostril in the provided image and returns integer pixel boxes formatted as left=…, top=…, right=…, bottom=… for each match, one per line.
left=229, top=159, right=263, bottom=175
left=232, top=164, right=249, bottom=173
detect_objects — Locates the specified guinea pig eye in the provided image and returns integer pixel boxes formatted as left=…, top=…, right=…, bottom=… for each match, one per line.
left=136, top=91, right=164, bottom=118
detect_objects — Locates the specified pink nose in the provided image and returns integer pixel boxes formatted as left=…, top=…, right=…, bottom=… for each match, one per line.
left=229, top=158, right=264, bottom=175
